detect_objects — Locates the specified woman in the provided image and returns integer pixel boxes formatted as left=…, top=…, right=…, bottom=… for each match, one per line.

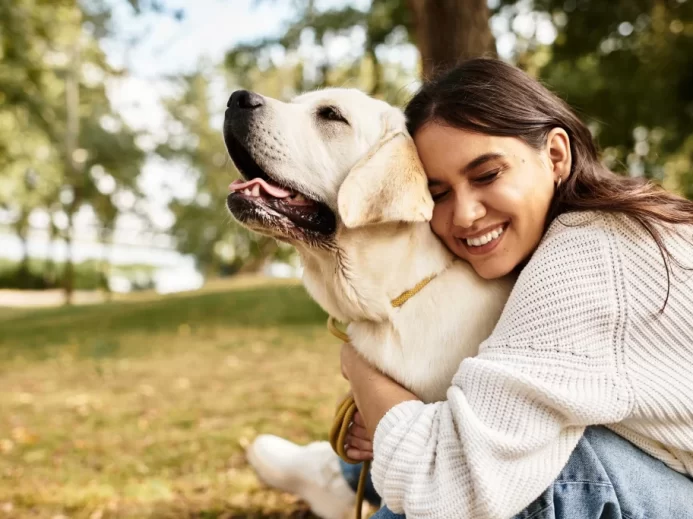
left=340, top=58, right=693, bottom=518
left=248, top=58, right=693, bottom=518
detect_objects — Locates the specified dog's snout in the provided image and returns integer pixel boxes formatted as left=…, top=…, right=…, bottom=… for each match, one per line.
left=224, top=90, right=264, bottom=148
left=228, top=90, right=264, bottom=110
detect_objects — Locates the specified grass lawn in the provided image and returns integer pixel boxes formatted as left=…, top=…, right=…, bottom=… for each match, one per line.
left=0, top=280, right=350, bottom=518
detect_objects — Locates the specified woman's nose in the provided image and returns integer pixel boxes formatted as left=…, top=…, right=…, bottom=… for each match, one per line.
left=452, top=191, right=486, bottom=229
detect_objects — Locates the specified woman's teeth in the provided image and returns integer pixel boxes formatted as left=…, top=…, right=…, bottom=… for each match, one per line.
left=465, top=226, right=505, bottom=247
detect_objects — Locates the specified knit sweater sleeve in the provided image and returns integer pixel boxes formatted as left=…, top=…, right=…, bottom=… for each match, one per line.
left=371, top=213, right=635, bottom=518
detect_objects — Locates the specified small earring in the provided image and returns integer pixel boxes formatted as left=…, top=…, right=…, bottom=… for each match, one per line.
left=556, top=177, right=563, bottom=189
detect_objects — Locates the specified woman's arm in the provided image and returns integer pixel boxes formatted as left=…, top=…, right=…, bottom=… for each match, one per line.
left=351, top=216, right=635, bottom=518
left=341, top=342, right=419, bottom=451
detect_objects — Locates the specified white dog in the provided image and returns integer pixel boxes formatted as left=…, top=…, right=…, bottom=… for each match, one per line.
left=223, top=88, right=513, bottom=404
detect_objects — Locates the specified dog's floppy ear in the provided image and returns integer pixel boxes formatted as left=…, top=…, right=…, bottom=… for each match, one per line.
left=337, top=130, right=433, bottom=228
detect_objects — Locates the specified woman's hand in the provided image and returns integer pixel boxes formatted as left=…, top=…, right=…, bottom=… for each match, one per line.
left=346, top=411, right=373, bottom=461
left=340, top=342, right=420, bottom=443
left=335, top=389, right=373, bottom=460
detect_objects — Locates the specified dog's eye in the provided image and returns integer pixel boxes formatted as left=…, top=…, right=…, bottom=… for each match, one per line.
left=317, top=106, right=349, bottom=125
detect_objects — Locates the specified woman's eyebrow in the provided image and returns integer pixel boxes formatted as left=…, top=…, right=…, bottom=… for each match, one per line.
left=461, top=152, right=506, bottom=174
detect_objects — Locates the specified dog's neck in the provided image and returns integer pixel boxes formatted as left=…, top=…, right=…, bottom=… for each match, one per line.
left=296, top=222, right=455, bottom=323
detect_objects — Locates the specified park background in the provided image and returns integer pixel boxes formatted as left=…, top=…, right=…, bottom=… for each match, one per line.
left=1, top=0, right=692, bottom=517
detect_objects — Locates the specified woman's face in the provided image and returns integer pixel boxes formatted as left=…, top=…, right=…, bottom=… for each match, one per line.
left=414, top=123, right=570, bottom=280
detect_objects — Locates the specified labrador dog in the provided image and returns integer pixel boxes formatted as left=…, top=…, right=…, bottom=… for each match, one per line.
left=223, top=88, right=513, bottom=403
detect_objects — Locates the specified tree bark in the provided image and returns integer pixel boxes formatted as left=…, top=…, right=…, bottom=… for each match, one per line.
left=99, top=225, right=114, bottom=301
left=43, top=220, right=58, bottom=287
left=63, top=38, right=81, bottom=306
left=407, top=0, right=496, bottom=79
left=63, top=208, right=75, bottom=305
left=15, top=210, right=30, bottom=275
left=366, top=45, right=381, bottom=95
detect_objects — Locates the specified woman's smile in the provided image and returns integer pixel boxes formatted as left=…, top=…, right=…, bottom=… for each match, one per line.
left=455, top=222, right=509, bottom=256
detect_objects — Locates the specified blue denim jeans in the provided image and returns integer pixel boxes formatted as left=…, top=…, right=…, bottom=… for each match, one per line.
left=340, top=426, right=693, bottom=518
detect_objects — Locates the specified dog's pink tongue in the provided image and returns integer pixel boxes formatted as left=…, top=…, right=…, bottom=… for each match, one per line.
left=228, top=178, right=293, bottom=198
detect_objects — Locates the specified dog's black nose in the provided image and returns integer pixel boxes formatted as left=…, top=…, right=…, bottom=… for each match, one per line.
left=227, top=90, right=264, bottom=110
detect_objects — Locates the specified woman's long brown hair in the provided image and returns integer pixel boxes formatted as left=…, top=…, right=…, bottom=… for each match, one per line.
left=405, top=58, right=693, bottom=307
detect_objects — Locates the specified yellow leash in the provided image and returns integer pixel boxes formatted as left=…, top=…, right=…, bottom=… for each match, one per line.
left=390, top=275, right=435, bottom=308
left=327, top=275, right=436, bottom=519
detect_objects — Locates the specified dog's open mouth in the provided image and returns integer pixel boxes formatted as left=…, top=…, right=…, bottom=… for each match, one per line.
left=225, top=133, right=336, bottom=238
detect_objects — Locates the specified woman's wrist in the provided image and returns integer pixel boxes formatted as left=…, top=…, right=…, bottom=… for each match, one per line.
left=349, top=365, right=419, bottom=439
left=341, top=342, right=420, bottom=438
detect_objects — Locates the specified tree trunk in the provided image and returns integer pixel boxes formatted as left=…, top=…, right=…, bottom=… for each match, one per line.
left=407, top=0, right=496, bottom=78
left=63, top=208, right=75, bottom=305
left=63, top=37, right=80, bottom=306
left=366, top=45, right=381, bottom=95
left=99, top=225, right=114, bottom=301
left=43, top=219, right=58, bottom=287
left=15, top=211, right=30, bottom=275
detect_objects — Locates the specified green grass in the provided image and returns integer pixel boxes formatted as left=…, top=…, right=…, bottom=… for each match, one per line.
left=0, top=281, right=351, bottom=518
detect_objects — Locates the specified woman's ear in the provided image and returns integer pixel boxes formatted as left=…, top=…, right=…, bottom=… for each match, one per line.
left=545, top=127, right=572, bottom=182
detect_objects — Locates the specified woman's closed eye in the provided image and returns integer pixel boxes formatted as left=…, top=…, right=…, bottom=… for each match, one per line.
left=430, top=168, right=503, bottom=201
left=473, top=168, right=503, bottom=185
left=430, top=187, right=450, bottom=202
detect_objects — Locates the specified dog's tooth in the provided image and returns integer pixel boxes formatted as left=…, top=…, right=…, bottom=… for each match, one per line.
left=243, top=188, right=251, bottom=195
left=252, top=184, right=260, bottom=197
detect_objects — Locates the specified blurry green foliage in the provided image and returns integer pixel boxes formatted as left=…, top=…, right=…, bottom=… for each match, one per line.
left=499, top=0, right=693, bottom=195
left=1, top=0, right=691, bottom=285
left=0, top=257, right=156, bottom=290
left=0, top=0, right=146, bottom=296
left=155, top=71, right=296, bottom=275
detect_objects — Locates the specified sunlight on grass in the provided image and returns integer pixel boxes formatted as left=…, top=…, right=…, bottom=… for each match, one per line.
left=0, top=282, right=348, bottom=518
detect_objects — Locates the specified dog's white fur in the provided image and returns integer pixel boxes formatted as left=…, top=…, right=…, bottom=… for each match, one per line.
left=228, top=89, right=514, bottom=403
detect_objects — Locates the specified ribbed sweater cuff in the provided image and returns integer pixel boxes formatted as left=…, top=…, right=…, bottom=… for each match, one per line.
left=373, top=399, right=426, bottom=457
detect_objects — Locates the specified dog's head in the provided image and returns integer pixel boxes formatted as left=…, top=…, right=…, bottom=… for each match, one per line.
left=223, top=88, right=433, bottom=246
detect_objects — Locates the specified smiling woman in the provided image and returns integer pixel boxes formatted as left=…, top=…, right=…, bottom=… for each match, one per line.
left=340, top=57, right=693, bottom=519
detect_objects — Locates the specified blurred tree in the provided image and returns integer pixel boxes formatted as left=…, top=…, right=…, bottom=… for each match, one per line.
left=4, top=0, right=691, bottom=291
left=408, top=0, right=496, bottom=76
left=0, top=0, right=146, bottom=302
left=497, top=0, right=693, bottom=197
left=245, top=0, right=497, bottom=83
left=156, top=70, right=296, bottom=275
left=226, top=1, right=416, bottom=101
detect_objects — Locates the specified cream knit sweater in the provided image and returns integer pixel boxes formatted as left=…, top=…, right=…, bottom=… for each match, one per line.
left=371, top=211, right=693, bottom=518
